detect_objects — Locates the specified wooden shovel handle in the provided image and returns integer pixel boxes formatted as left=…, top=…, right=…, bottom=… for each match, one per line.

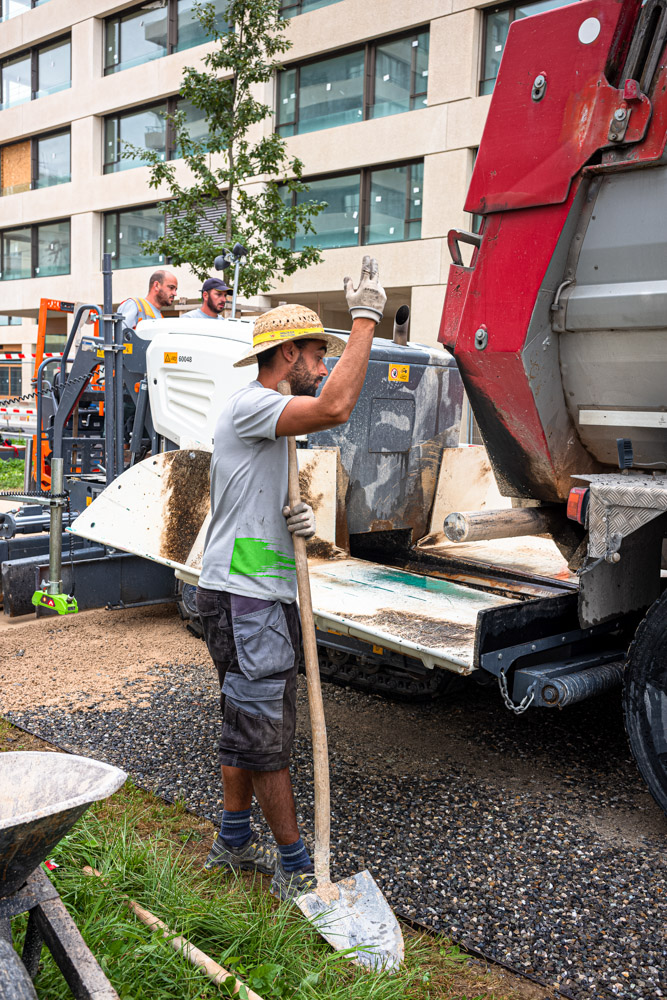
left=278, top=381, right=330, bottom=883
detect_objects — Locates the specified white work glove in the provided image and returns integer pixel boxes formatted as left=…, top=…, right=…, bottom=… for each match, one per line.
left=283, top=502, right=316, bottom=539
left=343, top=255, right=386, bottom=324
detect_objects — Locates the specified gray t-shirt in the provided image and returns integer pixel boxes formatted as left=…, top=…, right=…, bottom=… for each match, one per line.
left=181, top=307, right=221, bottom=319
left=199, top=381, right=296, bottom=602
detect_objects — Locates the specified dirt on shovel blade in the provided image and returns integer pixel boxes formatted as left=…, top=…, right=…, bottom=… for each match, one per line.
left=297, top=869, right=404, bottom=971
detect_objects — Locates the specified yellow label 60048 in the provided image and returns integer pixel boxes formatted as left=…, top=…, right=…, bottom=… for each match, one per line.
left=164, top=352, right=178, bottom=364
left=388, top=364, right=410, bottom=382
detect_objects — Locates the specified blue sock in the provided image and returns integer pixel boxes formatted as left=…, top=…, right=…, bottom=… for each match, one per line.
left=278, top=837, right=312, bottom=872
left=220, top=808, right=251, bottom=847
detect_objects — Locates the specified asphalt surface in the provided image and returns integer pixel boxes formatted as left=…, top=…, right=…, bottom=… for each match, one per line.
left=7, top=656, right=667, bottom=1000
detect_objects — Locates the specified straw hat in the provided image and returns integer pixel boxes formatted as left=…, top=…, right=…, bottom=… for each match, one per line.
left=233, top=304, right=347, bottom=368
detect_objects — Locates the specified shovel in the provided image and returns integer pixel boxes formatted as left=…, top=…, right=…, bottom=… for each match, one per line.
left=278, top=381, right=404, bottom=972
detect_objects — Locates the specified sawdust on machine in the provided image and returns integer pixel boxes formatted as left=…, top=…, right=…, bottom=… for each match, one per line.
left=298, top=464, right=324, bottom=514
left=160, top=450, right=211, bottom=565
left=343, top=606, right=475, bottom=652
left=0, top=604, right=210, bottom=714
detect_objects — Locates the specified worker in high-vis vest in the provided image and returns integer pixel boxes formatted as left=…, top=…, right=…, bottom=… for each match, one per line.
left=117, top=270, right=178, bottom=332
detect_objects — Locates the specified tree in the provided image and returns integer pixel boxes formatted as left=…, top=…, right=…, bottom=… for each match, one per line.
left=135, top=0, right=326, bottom=296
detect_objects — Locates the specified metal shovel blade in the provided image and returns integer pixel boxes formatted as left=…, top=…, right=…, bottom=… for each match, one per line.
left=296, top=869, right=404, bottom=972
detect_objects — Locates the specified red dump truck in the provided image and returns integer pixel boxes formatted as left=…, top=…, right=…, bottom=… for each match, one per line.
left=439, top=0, right=667, bottom=811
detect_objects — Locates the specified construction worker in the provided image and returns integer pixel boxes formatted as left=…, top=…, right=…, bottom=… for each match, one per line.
left=181, top=277, right=231, bottom=319
left=196, top=256, right=385, bottom=901
left=117, top=270, right=178, bottom=331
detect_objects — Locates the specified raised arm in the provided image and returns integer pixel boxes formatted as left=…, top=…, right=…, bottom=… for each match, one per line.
left=275, top=257, right=386, bottom=438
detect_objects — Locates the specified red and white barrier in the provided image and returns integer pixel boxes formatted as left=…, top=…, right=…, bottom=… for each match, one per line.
left=0, top=352, right=62, bottom=360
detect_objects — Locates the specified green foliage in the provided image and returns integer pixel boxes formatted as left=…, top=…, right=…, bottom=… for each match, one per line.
left=10, top=805, right=434, bottom=999
left=136, top=0, right=326, bottom=294
left=0, top=458, right=24, bottom=490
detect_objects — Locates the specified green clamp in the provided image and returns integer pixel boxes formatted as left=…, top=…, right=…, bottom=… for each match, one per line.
left=31, top=590, right=79, bottom=615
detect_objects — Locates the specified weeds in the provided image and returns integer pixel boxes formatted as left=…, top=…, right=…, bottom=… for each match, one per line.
left=0, top=457, right=24, bottom=490
left=14, top=805, right=428, bottom=999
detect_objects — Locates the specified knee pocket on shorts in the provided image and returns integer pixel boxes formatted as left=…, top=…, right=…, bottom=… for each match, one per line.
left=232, top=602, right=294, bottom=681
left=221, top=674, right=285, bottom=754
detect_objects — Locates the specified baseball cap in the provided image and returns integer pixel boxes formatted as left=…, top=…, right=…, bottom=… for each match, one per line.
left=201, top=277, right=230, bottom=293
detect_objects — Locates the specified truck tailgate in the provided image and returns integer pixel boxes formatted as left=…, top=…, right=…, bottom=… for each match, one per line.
left=308, top=557, right=514, bottom=674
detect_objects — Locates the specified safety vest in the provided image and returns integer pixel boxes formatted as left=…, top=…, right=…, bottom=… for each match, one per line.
left=121, top=297, right=160, bottom=327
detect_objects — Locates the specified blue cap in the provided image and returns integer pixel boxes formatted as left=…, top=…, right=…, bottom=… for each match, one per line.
left=202, top=277, right=230, bottom=293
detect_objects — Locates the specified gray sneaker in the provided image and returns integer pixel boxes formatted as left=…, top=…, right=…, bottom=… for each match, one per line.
left=270, top=862, right=317, bottom=902
left=204, top=834, right=278, bottom=875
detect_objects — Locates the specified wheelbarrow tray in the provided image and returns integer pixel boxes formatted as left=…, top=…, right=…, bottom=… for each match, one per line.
left=0, top=752, right=126, bottom=898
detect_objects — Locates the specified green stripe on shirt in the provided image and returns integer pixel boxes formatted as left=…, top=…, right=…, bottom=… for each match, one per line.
left=229, top=537, right=296, bottom=580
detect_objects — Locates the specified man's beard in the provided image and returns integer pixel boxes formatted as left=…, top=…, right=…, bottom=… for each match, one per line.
left=289, top=355, right=320, bottom=397
left=155, top=288, right=171, bottom=309
left=205, top=294, right=224, bottom=314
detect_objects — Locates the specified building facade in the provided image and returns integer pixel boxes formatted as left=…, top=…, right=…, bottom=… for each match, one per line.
left=0, top=0, right=568, bottom=399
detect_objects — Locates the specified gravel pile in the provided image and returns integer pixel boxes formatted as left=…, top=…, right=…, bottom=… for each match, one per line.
left=5, top=622, right=666, bottom=1000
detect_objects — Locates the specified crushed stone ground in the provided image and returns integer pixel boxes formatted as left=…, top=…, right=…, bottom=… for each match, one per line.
left=3, top=604, right=666, bottom=999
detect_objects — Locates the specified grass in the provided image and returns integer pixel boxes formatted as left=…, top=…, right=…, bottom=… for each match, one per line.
left=0, top=456, right=24, bottom=490
left=1, top=721, right=552, bottom=1000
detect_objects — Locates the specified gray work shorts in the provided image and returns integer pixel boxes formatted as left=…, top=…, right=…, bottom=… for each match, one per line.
left=196, top=587, right=301, bottom=771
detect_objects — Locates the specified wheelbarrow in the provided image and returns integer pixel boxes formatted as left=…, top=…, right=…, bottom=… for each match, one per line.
left=0, top=751, right=126, bottom=999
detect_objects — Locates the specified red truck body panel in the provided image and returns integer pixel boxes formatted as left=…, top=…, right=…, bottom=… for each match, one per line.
left=438, top=0, right=667, bottom=501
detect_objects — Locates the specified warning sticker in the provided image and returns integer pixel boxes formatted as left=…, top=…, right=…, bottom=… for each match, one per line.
left=96, top=344, right=133, bottom=358
left=388, top=364, right=410, bottom=382
left=164, top=352, right=178, bottom=364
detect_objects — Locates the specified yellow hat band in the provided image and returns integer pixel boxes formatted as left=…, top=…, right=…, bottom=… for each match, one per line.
left=253, top=325, right=325, bottom=348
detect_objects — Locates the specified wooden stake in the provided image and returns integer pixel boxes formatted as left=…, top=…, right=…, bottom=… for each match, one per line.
left=82, top=867, right=264, bottom=1000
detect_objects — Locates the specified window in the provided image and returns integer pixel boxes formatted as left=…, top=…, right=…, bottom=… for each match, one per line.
left=105, top=104, right=166, bottom=172
left=1, top=54, right=30, bottom=109
left=0, top=364, right=21, bottom=396
left=364, top=162, right=423, bottom=244
left=0, top=219, right=70, bottom=280
left=104, top=0, right=227, bottom=74
left=371, top=33, right=429, bottom=119
left=470, top=148, right=482, bottom=234
left=480, top=0, right=573, bottom=95
left=0, top=0, right=50, bottom=24
left=276, top=28, right=429, bottom=136
left=175, top=0, right=226, bottom=51
left=0, top=36, right=70, bottom=109
left=103, top=205, right=165, bottom=269
left=103, top=99, right=207, bottom=173
left=280, top=161, right=423, bottom=250
left=36, top=220, right=70, bottom=276
left=0, top=130, right=70, bottom=195
left=280, top=0, right=341, bottom=14
left=35, top=131, right=70, bottom=188
left=0, top=315, right=21, bottom=325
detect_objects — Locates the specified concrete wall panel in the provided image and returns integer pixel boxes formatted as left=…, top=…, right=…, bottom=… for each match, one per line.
left=421, top=148, right=470, bottom=239
left=286, top=0, right=452, bottom=61
left=284, top=104, right=447, bottom=177
left=428, top=8, right=480, bottom=106
left=445, top=94, right=490, bottom=150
